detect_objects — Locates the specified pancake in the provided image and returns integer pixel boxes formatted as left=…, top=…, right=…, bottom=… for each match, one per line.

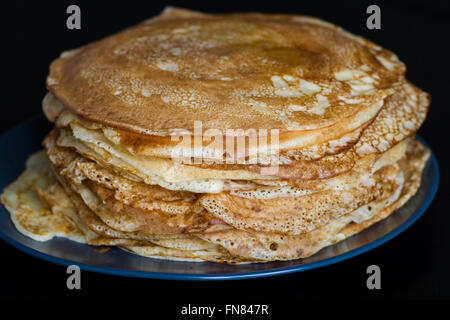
left=47, top=8, right=402, bottom=148
left=50, top=120, right=407, bottom=187
left=1, top=137, right=427, bottom=263
left=42, top=76, right=427, bottom=181
left=43, top=78, right=427, bottom=164
left=45, top=119, right=421, bottom=242
left=197, top=140, right=430, bottom=261
left=200, top=163, right=401, bottom=235
left=0, top=151, right=86, bottom=243
left=0, top=153, right=239, bottom=262
left=44, top=92, right=378, bottom=163
left=44, top=104, right=416, bottom=189
left=48, top=133, right=405, bottom=237
left=1, top=8, right=432, bottom=264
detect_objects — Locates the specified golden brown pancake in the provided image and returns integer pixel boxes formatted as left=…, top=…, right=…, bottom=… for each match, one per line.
left=42, top=78, right=428, bottom=181
left=1, top=138, right=428, bottom=263
left=1, top=8, right=432, bottom=264
left=196, top=140, right=430, bottom=261
left=43, top=78, right=427, bottom=164
left=47, top=8, right=402, bottom=140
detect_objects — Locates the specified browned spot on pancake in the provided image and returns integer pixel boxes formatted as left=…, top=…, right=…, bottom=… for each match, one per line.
left=93, top=247, right=110, bottom=253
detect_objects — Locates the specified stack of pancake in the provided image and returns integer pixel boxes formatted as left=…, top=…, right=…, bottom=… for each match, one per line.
left=1, top=8, right=430, bottom=263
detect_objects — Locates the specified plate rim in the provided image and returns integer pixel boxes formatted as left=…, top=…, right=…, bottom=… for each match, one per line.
left=0, top=117, right=440, bottom=280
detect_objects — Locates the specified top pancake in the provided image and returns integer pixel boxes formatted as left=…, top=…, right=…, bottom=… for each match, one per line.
left=47, top=7, right=406, bottom=136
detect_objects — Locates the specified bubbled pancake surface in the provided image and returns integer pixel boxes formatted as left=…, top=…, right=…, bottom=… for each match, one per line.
left=47, top=7, right=406, bottom=138
left=0, top=139, right=428, bottom=263
left=0, top=7, right=432, bottom=264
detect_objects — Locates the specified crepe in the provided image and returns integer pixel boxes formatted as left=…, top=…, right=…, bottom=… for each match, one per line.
left=1, top=151, right=86, bottom=243
left=197, top=140, right=430, bottom=261
left=1, top=8, right=432, bottom=264
left=47, top=8, right=401, bottom=136
left=1, top=139, right=429, bottom=262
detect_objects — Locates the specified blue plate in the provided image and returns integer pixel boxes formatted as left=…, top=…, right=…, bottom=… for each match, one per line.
left=0, top=115, right=439, bottom=280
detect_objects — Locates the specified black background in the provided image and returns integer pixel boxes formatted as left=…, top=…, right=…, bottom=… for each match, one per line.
left=1, top=0, right=449, bottom=306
